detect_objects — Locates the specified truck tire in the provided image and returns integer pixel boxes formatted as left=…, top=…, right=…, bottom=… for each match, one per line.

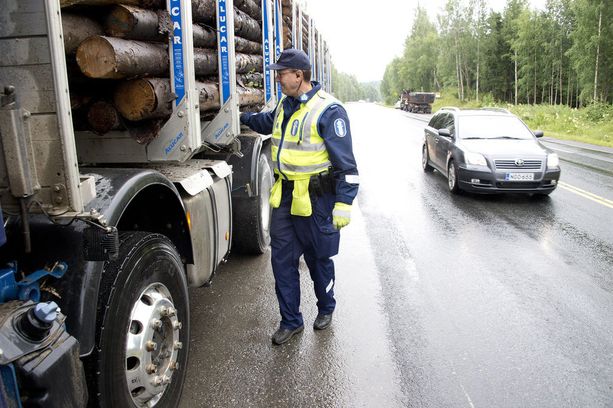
left=232, top=152, right=273, bottom=254
left=86, top=232, right=189, bottom=408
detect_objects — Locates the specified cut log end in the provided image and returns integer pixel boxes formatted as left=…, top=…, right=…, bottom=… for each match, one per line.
left=105, top=6, right=136, bottom=38
left=87, top=101, right=121, bottom=134
left=114, top=79, right=157, bottom=121
left=76, top=36, right=119, bottom=79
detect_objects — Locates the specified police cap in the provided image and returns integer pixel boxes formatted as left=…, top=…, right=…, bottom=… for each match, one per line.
left=267, top=49, right=311, bottom=70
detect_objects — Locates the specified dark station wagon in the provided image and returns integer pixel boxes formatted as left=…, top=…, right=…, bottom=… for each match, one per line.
left=422, top=107, right=561, bottom=195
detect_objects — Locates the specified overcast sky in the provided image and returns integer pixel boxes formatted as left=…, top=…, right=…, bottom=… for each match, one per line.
left=304, top=0, right=546, bottom=82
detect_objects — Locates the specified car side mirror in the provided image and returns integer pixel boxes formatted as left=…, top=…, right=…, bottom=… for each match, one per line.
left=438, top=128, right=451, bottom=138
left=533, top=130, right=544, bottom=138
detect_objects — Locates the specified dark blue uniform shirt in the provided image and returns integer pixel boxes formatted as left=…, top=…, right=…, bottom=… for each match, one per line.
left=241, top=82, right=359, bottom=205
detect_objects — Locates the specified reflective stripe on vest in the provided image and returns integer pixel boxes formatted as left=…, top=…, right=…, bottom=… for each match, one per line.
left=271, top=90, right=340, bottom=179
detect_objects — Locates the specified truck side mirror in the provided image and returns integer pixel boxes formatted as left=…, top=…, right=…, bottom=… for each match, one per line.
left=533, top=130, right=544, bottom=138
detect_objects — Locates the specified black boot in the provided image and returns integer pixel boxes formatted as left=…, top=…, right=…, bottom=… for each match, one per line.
left=313, top=313, right=333, bottom=330
left=271, top=325, right=304, bottom=345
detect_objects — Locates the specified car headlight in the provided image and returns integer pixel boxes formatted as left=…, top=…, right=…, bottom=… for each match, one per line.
left=464, top=152, right=488, bottom=166
left=547, top=153, right=559, bottom=169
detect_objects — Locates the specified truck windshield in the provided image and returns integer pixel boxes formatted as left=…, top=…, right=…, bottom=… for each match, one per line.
left=458, top=116, right=534, bottom=140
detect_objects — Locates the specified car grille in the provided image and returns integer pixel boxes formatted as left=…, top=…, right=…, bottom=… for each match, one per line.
left=496, top=181, right=541, bottom=189
left=495, top=159, right=542, bottom=169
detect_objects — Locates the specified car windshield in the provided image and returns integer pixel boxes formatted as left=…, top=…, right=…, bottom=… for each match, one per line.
left=458, top=115, right=534, bottom=140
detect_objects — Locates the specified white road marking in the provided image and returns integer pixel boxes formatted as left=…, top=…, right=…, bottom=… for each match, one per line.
left=460, top=384, right=476, bottom=408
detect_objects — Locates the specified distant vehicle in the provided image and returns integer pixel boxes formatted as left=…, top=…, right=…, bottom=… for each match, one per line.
left=400, top=90, right=435, bottom=113
left=422, top=107, right=561, bottom=195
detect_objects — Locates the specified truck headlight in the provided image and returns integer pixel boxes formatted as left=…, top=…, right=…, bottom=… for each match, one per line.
left=465, top=152, right=487, bottom=167
left=547, top=153, right=559, bottom=169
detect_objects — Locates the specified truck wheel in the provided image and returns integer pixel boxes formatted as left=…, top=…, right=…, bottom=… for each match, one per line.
left=232, top=152, right=273, bottom=254
left=87, top=232, right=189, bottom=408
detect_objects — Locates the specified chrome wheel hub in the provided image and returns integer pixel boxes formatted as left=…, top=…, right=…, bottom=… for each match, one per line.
left=260, top=166, right=272, bottom=240
left=448, top=163, right=456, bottom=189
left=125, top=283, right=182, bottom=407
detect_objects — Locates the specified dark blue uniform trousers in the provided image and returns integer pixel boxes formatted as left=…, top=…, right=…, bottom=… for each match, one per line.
left=270, top=183, right=340, bottom=330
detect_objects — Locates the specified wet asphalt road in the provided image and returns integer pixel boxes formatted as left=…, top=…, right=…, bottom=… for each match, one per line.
left=180, top=103, right=613, bottom=408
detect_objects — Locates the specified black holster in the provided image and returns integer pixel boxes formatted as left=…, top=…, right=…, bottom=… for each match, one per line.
left=277, top=171, right=336, bottom=197
left=310, top=172, right=335, bottom=197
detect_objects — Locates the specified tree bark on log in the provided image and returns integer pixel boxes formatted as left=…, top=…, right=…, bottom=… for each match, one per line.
left=237, top=72, right=263, bottom=88
left=235, top=0, right=262, bottom=23
left=114, top=78, right=264, bottom=120
left=199, top=82, right=263, bottom=110
left=234, top=8, right=261, bottom=42
left=104, top=7, right=221, bottom=48
left=237, top=85, right=264, bottom=107
left=104, top=5, right=171, bottom=42
left=61, top=0, right=163, bottom=8
left=198, top=81, right=221, bottom=112
left=282, top=5, right=292, bottom=18
left=193, top=24, right=217, bottom=48
left=127, top=120, right=163, bottom=144
left=235, top=36, right=262, bottom=54
left=87, top=100, right=122, bottom=134
left=76, top=36, right=168, bottom=79
left=63, top=13, right=103, bottom=55
left=194, top=48, right=218, bottom=76
left=194, top=49, right=263, bottom=76
left=192, top=0, right=216, bottom=24
left=195, top=28, right=263, bottom=54
left=77, top=37, right=262, bottom=79
left=235, top=53, right=263, bottom=74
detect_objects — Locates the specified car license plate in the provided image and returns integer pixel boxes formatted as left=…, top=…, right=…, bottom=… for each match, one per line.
left=505, top=172, right=534, bottom=181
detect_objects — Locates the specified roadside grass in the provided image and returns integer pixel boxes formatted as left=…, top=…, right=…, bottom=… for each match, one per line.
left=431, top=92, right=613, bottom=148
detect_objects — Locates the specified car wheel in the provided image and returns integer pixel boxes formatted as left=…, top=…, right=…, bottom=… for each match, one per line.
left=87, top=232, right=189, bottom=408
left=447, top=160, right=461, bottom=194
left=422, top=145, right=434, bottom=172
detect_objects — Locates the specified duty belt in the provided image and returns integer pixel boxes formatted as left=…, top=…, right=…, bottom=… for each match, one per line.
left=278, top=172, right=335, bottom=196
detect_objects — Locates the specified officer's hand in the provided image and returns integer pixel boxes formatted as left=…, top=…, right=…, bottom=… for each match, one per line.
left=240, top=112, right=249, bottom=125
left=332, top=202, right=352, bottom=230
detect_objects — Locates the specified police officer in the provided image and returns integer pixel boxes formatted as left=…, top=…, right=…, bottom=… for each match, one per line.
left=241, top=48, right=359, bottom=345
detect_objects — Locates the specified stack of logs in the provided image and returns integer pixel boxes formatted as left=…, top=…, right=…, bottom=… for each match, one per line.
left=61, top=0, right=266, bottom=142
left=280, top=0, right=292, bottom=48
left=278, top=0, right=319, bottom=64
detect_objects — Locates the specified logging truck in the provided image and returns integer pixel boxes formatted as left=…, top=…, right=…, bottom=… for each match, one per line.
left=400, top=90, right=435, bottom=114
left=0, top=0, right=331, bottom=406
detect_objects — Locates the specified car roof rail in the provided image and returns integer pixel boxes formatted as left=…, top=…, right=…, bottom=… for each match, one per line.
left=480, top=107, right=511, bottom=114
left=440, top=106, right=460, bottom=111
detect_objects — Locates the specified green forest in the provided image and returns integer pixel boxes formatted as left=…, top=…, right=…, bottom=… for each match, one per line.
left=381, top=0, right=612, bottom=108
left=331, top=67, right=381, bottom=103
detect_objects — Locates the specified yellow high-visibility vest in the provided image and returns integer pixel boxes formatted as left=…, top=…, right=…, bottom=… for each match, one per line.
left=269, top=89, right=340, bottom=216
